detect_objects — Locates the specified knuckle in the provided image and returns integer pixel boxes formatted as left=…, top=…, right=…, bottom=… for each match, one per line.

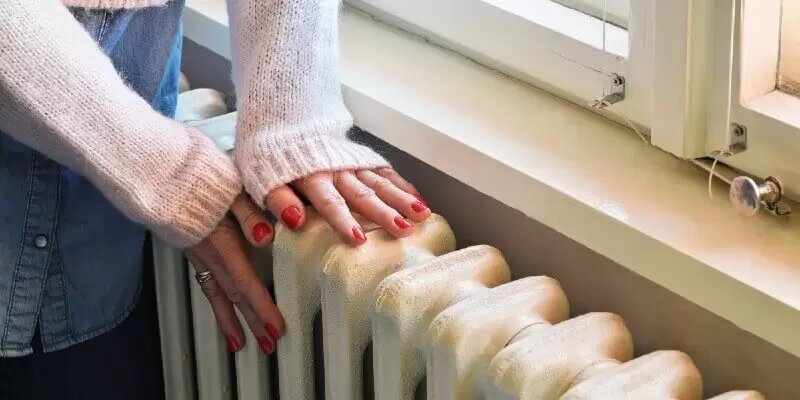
left=225, top=287, right=244, bottom=305
left=240, top=209, right=262, bottom=228
left=201, top=284, right=222, bottom=299
left=372, top=176, right=395, bottom=194
left=350, top=185, right=376, bottom=202
left=377, top=167, right=398, bottom=178
left=318, top=192, right=347, bottom=210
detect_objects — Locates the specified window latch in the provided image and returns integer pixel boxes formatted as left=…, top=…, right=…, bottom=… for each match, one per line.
left=729, top=175, right=791, bottom=217
left=590, top=74, right=626, bottom=109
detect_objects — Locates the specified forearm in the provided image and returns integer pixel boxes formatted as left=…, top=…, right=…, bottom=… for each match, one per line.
left=226, top=0, right=389, bottom=207
left=0, top=0, right=240, bottom=247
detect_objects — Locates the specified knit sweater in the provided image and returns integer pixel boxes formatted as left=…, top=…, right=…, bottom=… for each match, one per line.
left=0, top=0, right=388, bottom=248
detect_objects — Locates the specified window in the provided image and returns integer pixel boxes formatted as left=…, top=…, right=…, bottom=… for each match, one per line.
left=345, top=0, right=653, bottom=127
left=552, top=0, right=630, bottom=29
left=779, top=0, right=800, bottom=96
left=701, top=0, right=800, bottom=201
left=347, top=0, right=799, bottom=202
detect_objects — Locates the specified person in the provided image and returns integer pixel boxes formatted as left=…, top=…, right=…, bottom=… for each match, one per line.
left=0, top=0, right=431, bottom=398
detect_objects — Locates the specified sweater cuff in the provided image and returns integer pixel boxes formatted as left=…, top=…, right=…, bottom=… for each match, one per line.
left=235, top=132, right=390, bottom=209
left=151, top=129, right=242, bottom=248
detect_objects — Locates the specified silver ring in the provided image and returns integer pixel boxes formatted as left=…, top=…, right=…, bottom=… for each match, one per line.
left=195, top=270, right=213, bottom=285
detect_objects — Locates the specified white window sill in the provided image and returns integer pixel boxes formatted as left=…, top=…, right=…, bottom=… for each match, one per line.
left=184, top=1, right=800, bottom=357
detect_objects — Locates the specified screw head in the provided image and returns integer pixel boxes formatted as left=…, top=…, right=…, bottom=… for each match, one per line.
left=731, top=123, right=745, bottom=137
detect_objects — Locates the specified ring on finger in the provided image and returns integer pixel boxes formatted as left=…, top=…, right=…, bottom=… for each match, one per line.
left=195, top=270, right=214, bottom=285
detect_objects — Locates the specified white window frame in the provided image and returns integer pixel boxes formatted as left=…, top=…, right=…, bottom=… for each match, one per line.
left=660, top=0, right=800, bottom=201
left=345, top=0, right=654, bottom=128
left=348, top=0, right=799, bottom=201
left=552, top=0, right=631, bottom=28
left=713, top=0, right=800, bottom=200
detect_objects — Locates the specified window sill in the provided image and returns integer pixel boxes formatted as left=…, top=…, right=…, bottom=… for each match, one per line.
left=184, top=1, right=800, bottom=357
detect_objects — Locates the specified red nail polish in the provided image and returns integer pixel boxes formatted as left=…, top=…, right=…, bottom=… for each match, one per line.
left=257, top=336, right=274, bottom=354
left=266, top=323, right=281, bottom=342
left=281, top=206, right=302, bottom=229
left=226, top=335, right=241, bottom=352
left=352, top=227, right=367, bottom=244
left=252, top=223, right=271, bottom=242
left=413, top=194, right=428, bottom=207
left=411, top=201, right=428, bottom=213
left=394, top=216, right=412, bottom=229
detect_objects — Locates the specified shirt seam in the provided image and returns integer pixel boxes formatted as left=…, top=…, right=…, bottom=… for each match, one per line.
left=1, top=153, right=37, bottom=348
left=37, top=168, right=70, bottom=343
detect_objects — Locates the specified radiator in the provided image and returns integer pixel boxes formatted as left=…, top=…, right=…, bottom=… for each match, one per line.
left=153, top=84, right=766, bottom=400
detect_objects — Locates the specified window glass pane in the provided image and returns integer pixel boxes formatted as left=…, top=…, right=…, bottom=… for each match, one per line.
left=779, top=0, right=800, bottom=95
left=551, top=0, right=629, bottom=29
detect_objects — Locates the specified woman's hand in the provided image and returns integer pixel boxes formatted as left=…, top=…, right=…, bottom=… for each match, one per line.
left=185, top=194, right=282, bottom=354
left=263, top=167, right=431, bottom=245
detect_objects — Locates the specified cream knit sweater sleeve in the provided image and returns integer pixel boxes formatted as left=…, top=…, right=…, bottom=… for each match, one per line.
left=227, top=0, right=390, bottom=208
left=0, top=0, right=242, bottom=248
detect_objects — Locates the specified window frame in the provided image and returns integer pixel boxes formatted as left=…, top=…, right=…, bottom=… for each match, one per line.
left=347, top=0, right=799, bottom=201
left=345, top=0, right=655, bottom=128
left=703, top=0, right=800, bottom=201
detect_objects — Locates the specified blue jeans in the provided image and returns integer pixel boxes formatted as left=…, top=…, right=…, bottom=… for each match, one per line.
left=0, top=1, right=184, bottom=357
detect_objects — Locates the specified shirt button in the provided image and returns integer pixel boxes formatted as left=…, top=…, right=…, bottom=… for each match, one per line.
left=34, top=235, right=48, bottom=248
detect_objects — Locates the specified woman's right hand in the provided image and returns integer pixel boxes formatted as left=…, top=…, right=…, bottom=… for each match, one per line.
left=185, top=194, right=283, bottom=354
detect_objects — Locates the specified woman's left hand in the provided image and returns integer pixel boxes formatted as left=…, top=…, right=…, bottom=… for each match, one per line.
left=263, top=167, right=431, bottom=245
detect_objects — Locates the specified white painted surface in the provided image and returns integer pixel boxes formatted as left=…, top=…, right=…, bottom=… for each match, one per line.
left=427, top=276, right=570, bottom=399
left=552, top=0, right=630, bottom=28
left=273, top=210, right=456, bottom=400
left=371, top=245, right=511, bottom=400
left=153, top=239, right=196, bottom=400
left=485, top=313, right=634, bottom=399
left=188, top=263, right=234, bottom=400
left=346, top=0, right=655, bottom=129
left=705, top=0, right=800, bottom=200
left=184, top=0, right=800, bottom=359
left=651, top=0, right=714, bottom=158
left=561, top=351, right=703, bottom=399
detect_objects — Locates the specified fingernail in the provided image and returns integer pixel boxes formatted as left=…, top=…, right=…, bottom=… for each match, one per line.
left=394, top=216, right=412, bottom=229
left=226, top=334, right=241, bottom=352
left=281, top=206, right=302, bottom=229
left=352, top=226, right=367, bottom=244
left=257, top=336, right=274, bottom=354
left=266, top=323, right=281, bottom=342
left=414, top=194, right=428, bottom=207
left=411, top=201, right=428, bottom=213
left=252, top=223, right=271, bottom=242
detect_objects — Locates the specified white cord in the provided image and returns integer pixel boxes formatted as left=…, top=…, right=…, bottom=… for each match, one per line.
left=596, top=1, right=647, bottom=144
left=707, top=148, right=733, bottom=200
left=601, top=100, right=649, bottom=144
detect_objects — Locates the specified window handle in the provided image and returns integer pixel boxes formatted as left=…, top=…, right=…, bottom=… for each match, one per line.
left=729, top=176, right=790, bottom=217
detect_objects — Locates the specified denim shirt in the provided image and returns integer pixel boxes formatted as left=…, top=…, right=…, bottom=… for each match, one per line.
left=0, top=1, right=185, bottom=357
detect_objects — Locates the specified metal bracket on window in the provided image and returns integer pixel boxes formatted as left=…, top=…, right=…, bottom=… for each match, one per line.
left=728, top=123, right=748, bottom=154
left=590, top=74, right=626, bottom=109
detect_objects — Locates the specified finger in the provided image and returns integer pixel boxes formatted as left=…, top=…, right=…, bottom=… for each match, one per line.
left=264, top=185, right=306, bottom=230
left=187, top=256, right=245, bottom=353
left=209, top=229, right=286, bottom=341
left=336, top=171, right=415, bottom=238
left=230, top=194, right=273, bottom=247
left=356, top=170, right=430, bottom=222
left=296, top=172, right=366, bottom=246
left=375, top=168, right=421, bottom=198
left=235, top=298, right=276, bottom=355
left=186, top=250, right=246, bottom=353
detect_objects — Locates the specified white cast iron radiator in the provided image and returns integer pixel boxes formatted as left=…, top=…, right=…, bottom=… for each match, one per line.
left=153, top=84, right=767, bottom=400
